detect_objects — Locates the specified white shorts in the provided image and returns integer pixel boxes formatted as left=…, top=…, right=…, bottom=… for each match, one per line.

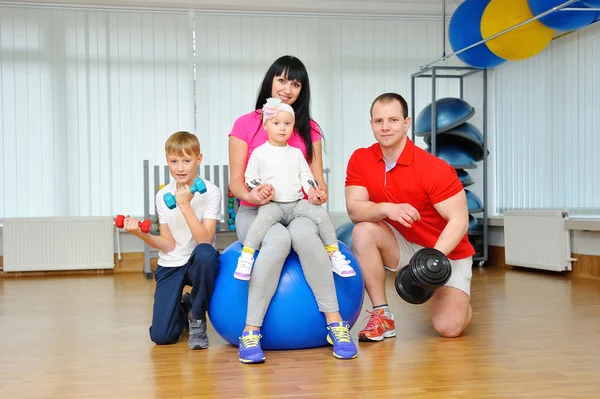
left=383, top=221, right=473, bottom=297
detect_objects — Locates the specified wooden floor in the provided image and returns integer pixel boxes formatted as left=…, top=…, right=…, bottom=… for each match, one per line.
left=1, top=266, right=600, bottom=399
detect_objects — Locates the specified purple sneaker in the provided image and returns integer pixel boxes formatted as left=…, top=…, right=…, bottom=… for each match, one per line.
left=238, top=330, right=265, bottom=364
left=326, top=321, right=358, bottom=359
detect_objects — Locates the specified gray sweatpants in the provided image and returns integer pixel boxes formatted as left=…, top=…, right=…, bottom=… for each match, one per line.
left=243, top=200, right=337, bottom=251
left=235, top=205, right=340, bottom=327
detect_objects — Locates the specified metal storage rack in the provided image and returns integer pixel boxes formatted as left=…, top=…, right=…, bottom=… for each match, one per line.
left=410, top=65, right=488, bottom=266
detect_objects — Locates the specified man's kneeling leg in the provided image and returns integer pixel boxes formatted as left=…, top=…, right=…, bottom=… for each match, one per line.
left=430, top=257, right=472, bottom=337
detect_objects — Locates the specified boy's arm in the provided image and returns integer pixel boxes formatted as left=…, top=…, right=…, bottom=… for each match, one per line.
left=124, top=217, right=176, bottom=253
left=179, top=184, right=222, bottom=245
left=180, top=205, right=214, bottom=245
left=199, top=186, right=222, bottom=243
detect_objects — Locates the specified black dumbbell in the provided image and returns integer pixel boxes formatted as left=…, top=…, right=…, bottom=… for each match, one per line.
left=394, top=248, right=452, bottom=305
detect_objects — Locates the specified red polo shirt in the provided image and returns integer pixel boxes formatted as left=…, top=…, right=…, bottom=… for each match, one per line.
left=345, top=138, right=474, bottom=260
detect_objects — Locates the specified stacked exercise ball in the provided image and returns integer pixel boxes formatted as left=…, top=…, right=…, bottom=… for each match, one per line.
left=449, top=0, right=599, bottom=69
left=528, top=0, right=598, bottom=31
left=227, top=189, right=237, bottom=231
left=416, top=98, right=485, bottom=258
left=215, top=189, right=238, bottom=232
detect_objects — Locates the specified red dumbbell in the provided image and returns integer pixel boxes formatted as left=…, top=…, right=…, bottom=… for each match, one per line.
left=115, top=214, right=151, bottom=234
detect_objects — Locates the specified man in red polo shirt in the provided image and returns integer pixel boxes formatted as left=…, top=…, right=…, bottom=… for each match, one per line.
left=345, top=92, right=474, bottom=340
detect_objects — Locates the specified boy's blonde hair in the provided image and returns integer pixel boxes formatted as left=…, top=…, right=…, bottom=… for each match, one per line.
left=165, top=131, right=201, bottom=157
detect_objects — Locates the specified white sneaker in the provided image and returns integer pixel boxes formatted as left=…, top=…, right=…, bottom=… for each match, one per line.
left=234, top=252, right=254, bottom=281
left=330, top=251, right=356, bottom=277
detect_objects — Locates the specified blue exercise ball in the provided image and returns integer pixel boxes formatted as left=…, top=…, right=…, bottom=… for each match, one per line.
left=415, top=98, right=475, bottom=135
left=335, top=222, right=355, bottom=249
left=208, top=241, right=365, bottom=350
left=448, top=0, right=507, bottom=69
left=465, top=189, right=483, bottom=212
left=426, top=143, right=478, bottom=169
left=528, top=0, right=598, bottom=31
left=424, top=122, right=487, bottom=162
left=457, top=169, right=475, bottom=187
left=581, top=0, right=600, bottom=6
left=468, top=214, right=482, bottom=233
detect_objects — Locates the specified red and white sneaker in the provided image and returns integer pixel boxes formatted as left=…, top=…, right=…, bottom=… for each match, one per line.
left=358, top=309, right=396, bottom=342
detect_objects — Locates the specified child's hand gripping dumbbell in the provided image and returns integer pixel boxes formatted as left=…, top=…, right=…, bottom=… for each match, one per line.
left=163, top=177, right=207, bottom=210
left=114, top=214, right=151, bottom=234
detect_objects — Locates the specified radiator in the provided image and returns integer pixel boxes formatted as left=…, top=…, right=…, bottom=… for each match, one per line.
left=503, top=210, right=576, bottom=272
left=2, top=217, right=115, bottom=272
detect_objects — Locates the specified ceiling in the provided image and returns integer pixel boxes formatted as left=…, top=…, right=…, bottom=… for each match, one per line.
left=5, top=0, right=461, bottom=17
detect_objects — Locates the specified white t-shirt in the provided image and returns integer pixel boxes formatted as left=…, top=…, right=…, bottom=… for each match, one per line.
left=245, top=142, right=317, bottom=202
left=155, top=178, right=222, bottom=267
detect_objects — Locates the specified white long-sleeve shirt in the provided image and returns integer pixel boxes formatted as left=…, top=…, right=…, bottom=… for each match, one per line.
left=245, top=142, right=317, bottom=202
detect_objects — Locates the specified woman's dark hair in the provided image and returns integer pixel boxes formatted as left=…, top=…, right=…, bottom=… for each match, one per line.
left=254, top=55, right=319, bottom=163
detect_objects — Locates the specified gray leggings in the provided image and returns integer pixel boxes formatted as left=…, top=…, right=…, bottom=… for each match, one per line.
left=243, top=200, right=337, bottom=250
left=235, top=205, right=340, bottom=327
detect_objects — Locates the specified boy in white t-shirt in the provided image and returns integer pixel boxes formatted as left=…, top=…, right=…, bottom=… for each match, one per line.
left=234, top=98, right=355, bottom=280
left=123, top=131, right=222, bottom=350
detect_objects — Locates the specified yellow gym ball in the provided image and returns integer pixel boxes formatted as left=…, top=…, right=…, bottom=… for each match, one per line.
left=158, top=184, right=166, bottom=191
left=480, top=0, right=554, bottom=60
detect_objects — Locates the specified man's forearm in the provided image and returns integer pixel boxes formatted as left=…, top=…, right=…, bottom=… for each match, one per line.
left=433, top=217, right=468, bottom=256
left=348, top=200, right=390, bottom=223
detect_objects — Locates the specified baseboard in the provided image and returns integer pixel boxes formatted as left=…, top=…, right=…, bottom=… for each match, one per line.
left=488, top=245, right=600, bottom=280
left=0, top=253, right=156, bottom=279
left=3, top=246, right=599, bottom=280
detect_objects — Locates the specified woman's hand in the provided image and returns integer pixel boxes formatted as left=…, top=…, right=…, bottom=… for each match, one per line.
left=308, top=186, right=328, bottom=205
left=248, top=184, right=274, bottom=205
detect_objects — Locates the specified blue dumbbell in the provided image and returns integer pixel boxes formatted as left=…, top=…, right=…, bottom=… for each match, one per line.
left=163, top=177, right=207, bottom=210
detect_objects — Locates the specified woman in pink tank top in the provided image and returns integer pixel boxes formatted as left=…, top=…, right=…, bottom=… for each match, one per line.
left=228, top=55, right=358, bottom=364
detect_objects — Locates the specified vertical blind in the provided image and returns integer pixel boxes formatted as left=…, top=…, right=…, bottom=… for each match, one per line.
left=1, top=5, right=463, bottom=217
left=493, top=22, right=600, bottom=215
left=0, top=6, right=193, bottom=218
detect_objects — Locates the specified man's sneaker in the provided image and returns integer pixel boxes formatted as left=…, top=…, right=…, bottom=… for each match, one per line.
left=326, top=321, right=358, bottom=359
left=182, top=292, right=192, bottom=330
left=188, top=319, right=209, bottom=350
left=234, top=252, right=254, bottom=281
left=358, top=309, right=396, bottom=342
left=238, top=330, right=265, bottom=364
left=330, top=251, right=356, bottom=277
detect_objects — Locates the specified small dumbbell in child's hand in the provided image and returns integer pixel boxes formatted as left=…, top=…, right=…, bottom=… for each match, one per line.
left=123, top=216, right=151, bottom=235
